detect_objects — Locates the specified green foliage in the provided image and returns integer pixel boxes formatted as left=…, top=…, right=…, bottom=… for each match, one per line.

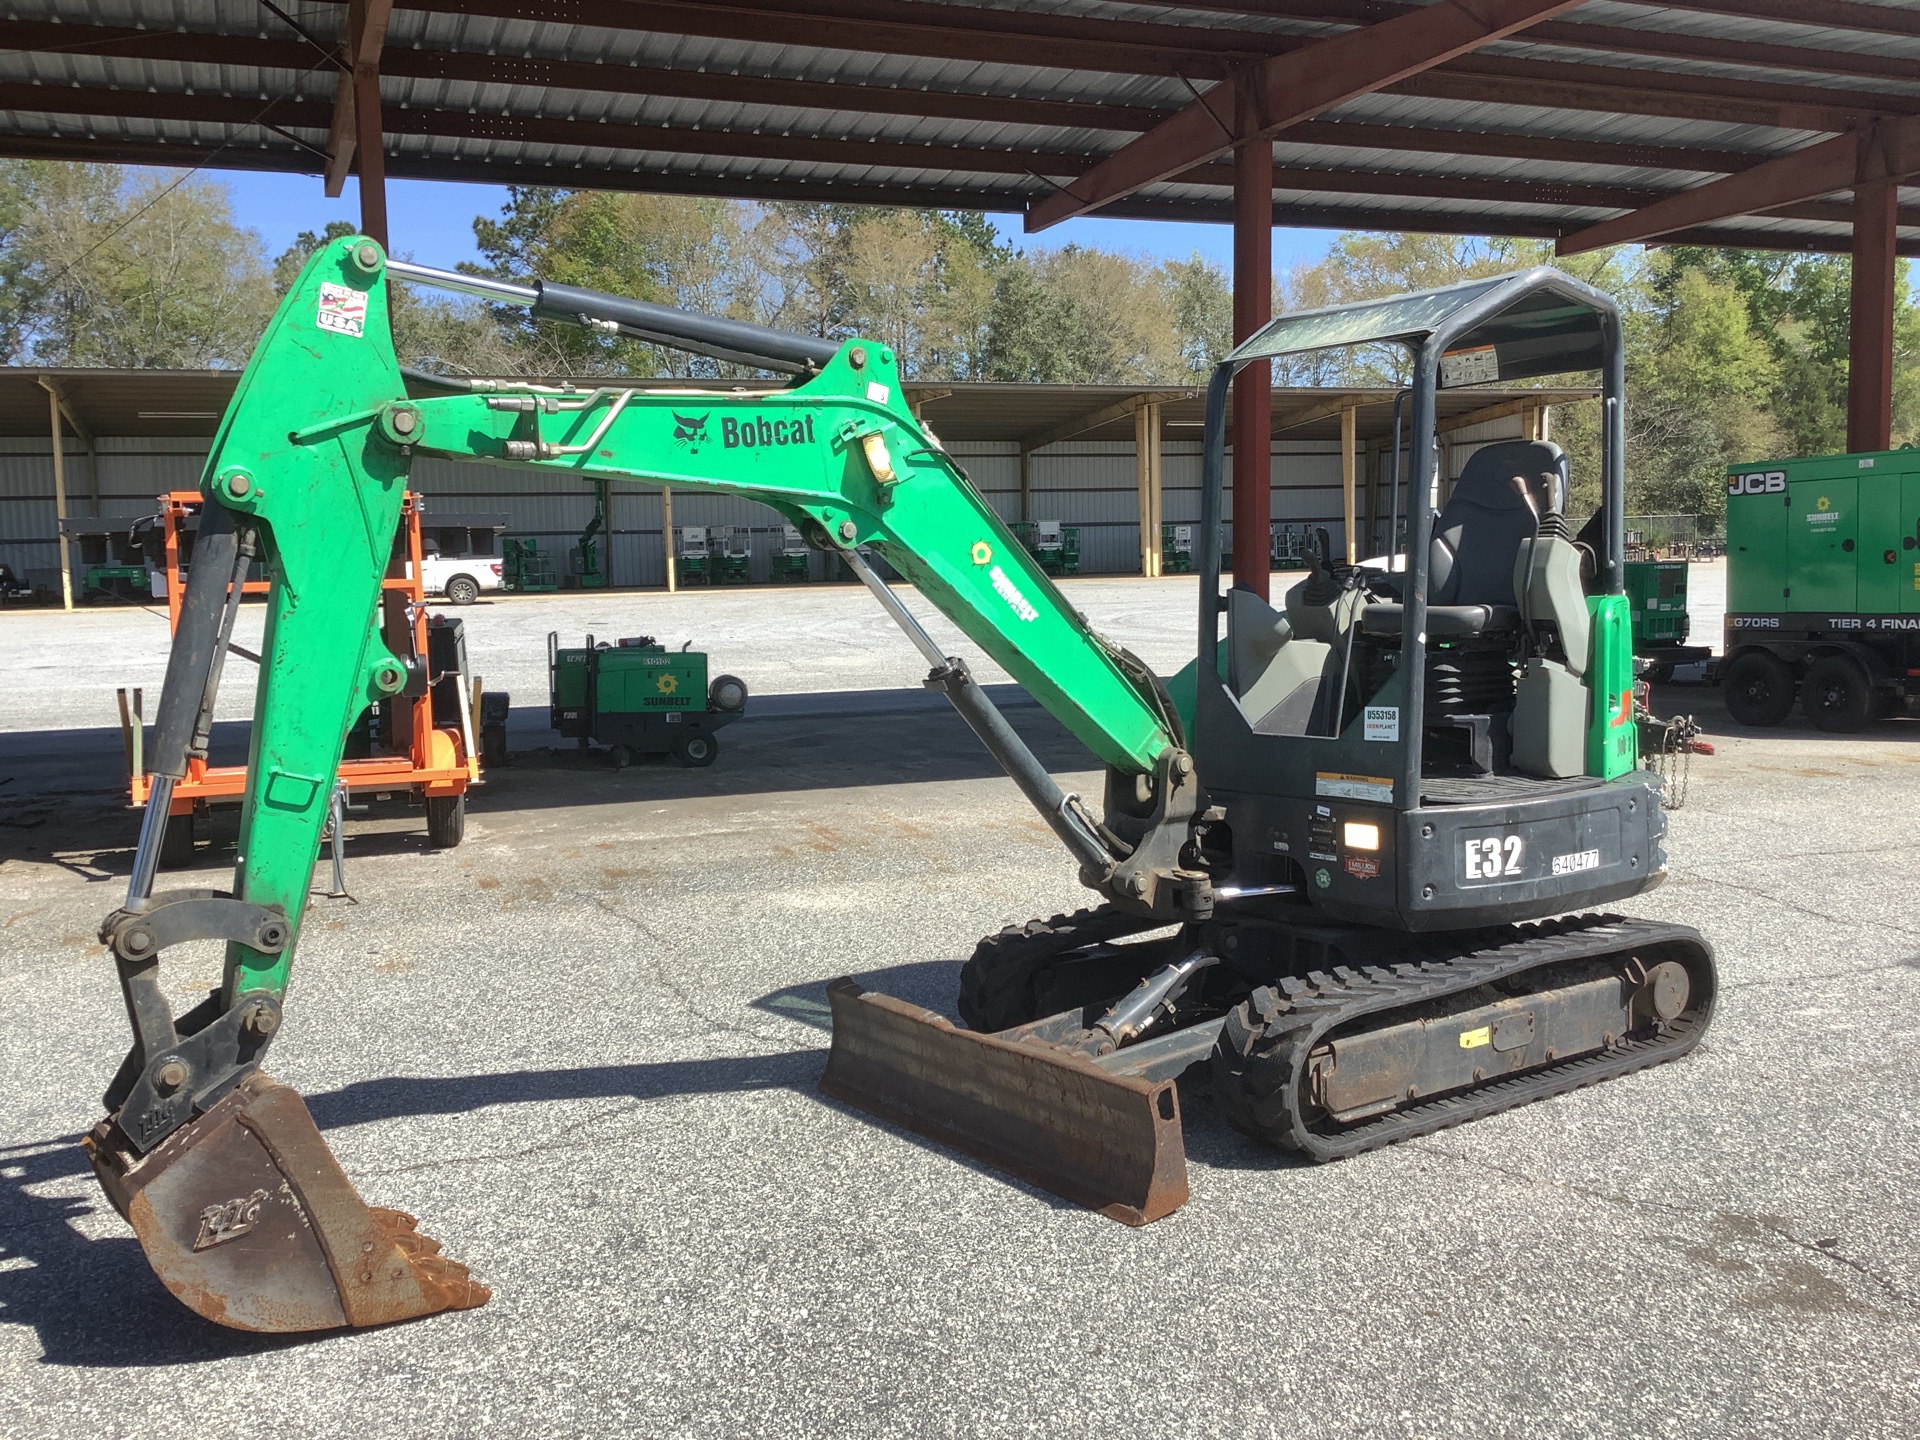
left=1629, top=260, right=1783, bottom=516
left=0, top=161, right=274, bottom=367
left=7, top=160, right=1918, bottom=519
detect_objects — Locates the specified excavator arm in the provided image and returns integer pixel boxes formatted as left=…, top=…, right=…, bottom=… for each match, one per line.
left=87, top=236, right=1205, bottom=1333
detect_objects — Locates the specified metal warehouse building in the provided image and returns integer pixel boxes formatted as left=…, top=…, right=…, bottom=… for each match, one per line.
left=0, top=369, right=1582, bottom=595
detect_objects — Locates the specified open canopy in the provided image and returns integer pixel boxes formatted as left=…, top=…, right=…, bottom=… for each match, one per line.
left=1225, top=267, right=1616, bottom=387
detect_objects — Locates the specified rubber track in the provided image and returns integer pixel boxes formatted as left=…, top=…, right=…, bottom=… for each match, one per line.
left=1212, top=913, right=1716, bottom=1162
left=958, top=906, right=1171, bottom=1033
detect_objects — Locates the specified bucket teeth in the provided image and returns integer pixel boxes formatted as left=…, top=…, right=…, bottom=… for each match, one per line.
left=87, top=1072, right=489, bottom=1332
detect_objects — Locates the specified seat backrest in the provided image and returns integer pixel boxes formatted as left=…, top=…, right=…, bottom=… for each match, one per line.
left=1429, top=440, right=1566, bottom=607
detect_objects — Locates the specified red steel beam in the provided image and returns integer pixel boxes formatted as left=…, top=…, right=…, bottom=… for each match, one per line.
left=1848, top=179, right=1899, bottom=453
left=1650, top=0, right=1920, bottom=40
left=1558, top=118, right=1920, bottom=255
left=353, top=12, right=392, bottom=245
left=1156, top=0, right=1920, bottom=84
left=1027, top=0, right=1595, bottom=231
left=1165, top=0, right=1920, bottom=38
left=1232, top=123, right=1273, bottom=602
left=1398, top=55, right=1908, bottom=134
left=1281, top=122, right=1760, bottom=176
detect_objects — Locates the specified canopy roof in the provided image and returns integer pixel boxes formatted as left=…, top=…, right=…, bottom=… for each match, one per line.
left=1227, top=267, right=1612, bottom=384
left=3, top=2, right=1917, bottom=256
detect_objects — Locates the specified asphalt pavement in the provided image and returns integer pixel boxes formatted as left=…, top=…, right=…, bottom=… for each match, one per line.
left=2, top=563, right=1914, bottom=1439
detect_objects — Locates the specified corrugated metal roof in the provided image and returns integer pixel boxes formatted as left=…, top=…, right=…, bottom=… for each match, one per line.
left=1, top=1, right=1914, bottom=254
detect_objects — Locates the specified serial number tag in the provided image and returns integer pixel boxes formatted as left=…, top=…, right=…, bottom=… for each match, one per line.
left=1552, top=848, right=1601, bottom=876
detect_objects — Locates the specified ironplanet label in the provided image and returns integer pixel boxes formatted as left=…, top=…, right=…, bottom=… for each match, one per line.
left=722, top=415, right=817, bottom=449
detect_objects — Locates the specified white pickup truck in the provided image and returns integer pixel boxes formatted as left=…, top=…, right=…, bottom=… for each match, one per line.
left=413, top=547, right=504, bottom=605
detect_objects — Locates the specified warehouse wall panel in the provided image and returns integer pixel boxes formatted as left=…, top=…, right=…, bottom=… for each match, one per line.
left=1, top=413, right=1537, bottom=588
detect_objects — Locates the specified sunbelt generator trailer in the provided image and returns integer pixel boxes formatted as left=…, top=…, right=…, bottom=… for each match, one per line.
left=1722, top=447, right=1920, bottom=731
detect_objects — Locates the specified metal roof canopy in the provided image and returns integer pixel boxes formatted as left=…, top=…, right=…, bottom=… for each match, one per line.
left=0, top=2, right=1915, bottom=257
left=0, top=368, right=1587, bottom=447
left=1228, top=266, right=1614, bottom=383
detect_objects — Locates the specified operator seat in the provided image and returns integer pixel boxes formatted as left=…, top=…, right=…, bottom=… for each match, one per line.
left=1360, top=440, right=1568, bottom=639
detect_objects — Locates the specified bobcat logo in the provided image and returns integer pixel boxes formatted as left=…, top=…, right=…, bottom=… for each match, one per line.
left=672, top=412, right=711, bottom=454
left=193, top=1188, right=270, bottom=1251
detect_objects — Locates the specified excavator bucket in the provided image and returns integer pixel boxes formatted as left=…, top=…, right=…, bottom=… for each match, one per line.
left=85, top=1072, right=488, bottom=1333
left=819, top=978, right=1189, bottom=1226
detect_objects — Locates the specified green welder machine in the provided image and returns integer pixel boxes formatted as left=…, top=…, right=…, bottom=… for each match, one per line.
left=1623, top=559, right=1708, bottom=682
left=548, top=631, right=748, bottom=767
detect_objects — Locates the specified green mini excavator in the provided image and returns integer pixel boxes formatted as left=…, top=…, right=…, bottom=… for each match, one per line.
left=87, top=236, right=1713, bottom=1333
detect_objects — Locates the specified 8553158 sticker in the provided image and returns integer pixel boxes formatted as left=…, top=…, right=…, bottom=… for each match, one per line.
left=315, top=281, right=367, bottom=337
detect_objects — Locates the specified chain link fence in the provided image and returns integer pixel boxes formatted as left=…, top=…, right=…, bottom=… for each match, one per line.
left=1623, top=514, right=1724, bottom=561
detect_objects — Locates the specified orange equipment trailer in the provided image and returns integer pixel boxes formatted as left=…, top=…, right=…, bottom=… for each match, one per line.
left=120, top=490, right=493, bottom=867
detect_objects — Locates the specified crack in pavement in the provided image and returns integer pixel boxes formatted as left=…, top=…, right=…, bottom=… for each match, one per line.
left=575, top=887, right=800, bottom=1052
left=1721, top=957, right=1919, bottom=990
left=1406, top=1139, right=1918, bottom=1315
left=1668, top=867, right=1920, bottom=941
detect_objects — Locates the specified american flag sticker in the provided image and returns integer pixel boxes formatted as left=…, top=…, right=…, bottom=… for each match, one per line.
left=315, top=281, right=367, bottom=337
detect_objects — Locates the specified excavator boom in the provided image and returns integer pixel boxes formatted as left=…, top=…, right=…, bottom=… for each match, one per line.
left=90, top=236, right=1197, bottom=1332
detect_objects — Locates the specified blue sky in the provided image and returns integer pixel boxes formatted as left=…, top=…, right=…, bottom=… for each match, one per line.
left=217, top=170, right=1342, bottom=275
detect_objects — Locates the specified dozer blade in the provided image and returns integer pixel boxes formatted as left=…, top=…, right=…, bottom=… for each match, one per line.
left=85, top=1071, right=489, bottom=1333
left=819, top=978, right=1188, bottom=1226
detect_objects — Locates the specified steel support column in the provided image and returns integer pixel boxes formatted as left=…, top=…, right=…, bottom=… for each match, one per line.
left=353, top=61, right=388, bottom=248
left=1136, top=402, right=1164, bottom=578
left=1231, top=134, right=1271, bottom=598
left=1849, top=177, right=1898, bottom=454
left=1340, top=403, right=1358, bottom=565
left=43, top=383, right=71, bottom=611
left=663, top=486, right=677, bottom=592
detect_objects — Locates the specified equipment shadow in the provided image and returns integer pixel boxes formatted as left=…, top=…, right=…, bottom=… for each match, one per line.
left=749, top=970, right=1307, bottom=1180
left=2, top=963, right=1099, bottom=1368
left=1658, top=685, right=1920, bottom=745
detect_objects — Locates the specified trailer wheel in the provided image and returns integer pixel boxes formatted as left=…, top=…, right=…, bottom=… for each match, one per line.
left=708, top=674, right=749, bottom=713
left=609, top=744, right=634, bottom=771
left=158, top=813, right=195, bottom=869
left=444, top=574, right=480, bottom=606
left=674, top=732, right=717, bottom=767
left=1801, top=655, right=1873, bottom=733
left=1723, top=650, right=1795, bottom=727
left=425, top=794, right=466, bottom=848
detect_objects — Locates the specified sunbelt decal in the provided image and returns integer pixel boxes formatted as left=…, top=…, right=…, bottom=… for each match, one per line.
left=989, top=565, right=1038, bottom=622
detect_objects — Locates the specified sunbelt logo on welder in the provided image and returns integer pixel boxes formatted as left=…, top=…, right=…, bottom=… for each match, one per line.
left=722, top=414, right=817, bottom=449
